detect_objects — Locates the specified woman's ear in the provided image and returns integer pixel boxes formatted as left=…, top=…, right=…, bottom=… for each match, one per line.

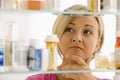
left=95, top=39, right=101, bottom=52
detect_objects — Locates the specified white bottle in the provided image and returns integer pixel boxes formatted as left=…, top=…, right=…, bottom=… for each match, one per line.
left=27, top=38, right=42, bottom=71
left=5, top=23, right=20, bottom=71
left=100, top=0, right=117, bottom=12
left=11, top=23, right=21, bottom=71
left=46, top=0, right=61, bottom=10
left=41, top=48, right=49, bottom=71
left=16, top=39, right=29, bottom=71
left=5, top=23, right=14, bottom=71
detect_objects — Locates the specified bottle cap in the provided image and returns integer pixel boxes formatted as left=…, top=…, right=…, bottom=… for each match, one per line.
left=29, top=38, right=41, bottom=49
left=45, top=34, right=59, bottom=42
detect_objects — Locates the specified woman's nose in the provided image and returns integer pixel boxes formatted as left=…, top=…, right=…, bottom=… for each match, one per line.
left=72, top=39, right=81, bottom=43
left=72, top=32, right=82, bottom=43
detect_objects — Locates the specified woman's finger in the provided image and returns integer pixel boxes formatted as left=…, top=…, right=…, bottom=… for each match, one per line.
left=61, top=63, right=89, bottom=70
left=63, top=73, right=96, bottom=80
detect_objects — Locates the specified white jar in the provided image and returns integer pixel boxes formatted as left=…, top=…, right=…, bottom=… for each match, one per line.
left=95, top=51, right=115, bottom=69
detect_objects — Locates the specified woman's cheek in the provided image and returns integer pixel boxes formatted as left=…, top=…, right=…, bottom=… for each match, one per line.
left=61, top=35, right=71, bottom=44
left=59, top=35, right=70, bottom=53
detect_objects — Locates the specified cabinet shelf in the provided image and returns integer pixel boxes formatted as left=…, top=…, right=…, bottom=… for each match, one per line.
left=0, top=9, right=120, bottom=15
left=0, top=69, right=119, bottom=74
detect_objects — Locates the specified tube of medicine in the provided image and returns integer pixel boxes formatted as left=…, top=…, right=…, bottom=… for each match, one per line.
left=45, top=34, right=59, bottom=71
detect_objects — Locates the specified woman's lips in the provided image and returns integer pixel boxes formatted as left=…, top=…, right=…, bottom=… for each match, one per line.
left=69, top=46, right=83, bottom=51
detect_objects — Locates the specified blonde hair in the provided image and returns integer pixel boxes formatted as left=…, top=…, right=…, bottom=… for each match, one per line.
left=52, top=5, right=104, bottom=58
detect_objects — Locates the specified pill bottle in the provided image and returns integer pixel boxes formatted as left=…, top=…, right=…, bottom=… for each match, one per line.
left=45, top=34, right=59, bottom=71
left=87, top=0, right=99, bottom=12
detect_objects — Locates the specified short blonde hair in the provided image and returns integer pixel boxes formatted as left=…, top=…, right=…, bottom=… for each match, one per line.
left=52, top=5, right=104, bottom=58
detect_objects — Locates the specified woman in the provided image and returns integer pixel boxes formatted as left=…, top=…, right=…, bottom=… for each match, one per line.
left=26, top=5, right=110, bottom=80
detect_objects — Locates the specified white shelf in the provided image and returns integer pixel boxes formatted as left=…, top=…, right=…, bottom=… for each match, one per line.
left=0, top=9, right=120, bottom=15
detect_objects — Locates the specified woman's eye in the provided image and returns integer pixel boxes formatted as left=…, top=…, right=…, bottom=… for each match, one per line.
left=64, top=27, right=73, bottom=32
left=84, top=30, right=92, bottom=35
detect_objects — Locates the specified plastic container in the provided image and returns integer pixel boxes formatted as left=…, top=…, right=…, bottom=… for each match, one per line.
left=114, top=48, right=120, bottom=69
left=27, top=39, right=42, bottom=71
left=87, top=0, right=117, bottom=12
left=46, top=0, right=61, bottom=10
left=27, top=0, right=46, bottom=10
left=100, top=0, right=117, bottom=12
left=5, top=23, right=20, bottom=71
left=13, top=39, right=29, bottom=71
left=87, top=0, right=99, bottom=12
left=41, top=48, right=49, bottom=71
left=95, top=51, right=115, bottom=69
left=45, top=34, right=59, bottom=70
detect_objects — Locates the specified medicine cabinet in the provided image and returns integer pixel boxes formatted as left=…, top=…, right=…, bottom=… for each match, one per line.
left=0, top=0, right=119, bottom=80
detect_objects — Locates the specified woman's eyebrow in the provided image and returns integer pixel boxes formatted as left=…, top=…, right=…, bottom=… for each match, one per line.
left=84, top=24, right=95, bottom=29
left=69, top=22, right=75, bottom=25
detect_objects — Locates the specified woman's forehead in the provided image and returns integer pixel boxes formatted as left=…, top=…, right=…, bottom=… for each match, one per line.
left=73, top=14, right=98, bottom=19
left=71, top=15, right=98, bottom=24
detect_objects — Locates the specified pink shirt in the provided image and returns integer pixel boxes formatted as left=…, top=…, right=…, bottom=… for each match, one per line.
left=25, top=74, right=111, bottom=80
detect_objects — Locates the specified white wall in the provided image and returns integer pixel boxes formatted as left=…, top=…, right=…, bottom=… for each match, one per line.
left=0, top=12, right=31, bottom=40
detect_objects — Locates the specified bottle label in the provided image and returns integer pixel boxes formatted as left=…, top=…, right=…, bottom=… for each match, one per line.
left=27, top=46, right=42, bottom=71
left=0, top=48, right=4, bottom=66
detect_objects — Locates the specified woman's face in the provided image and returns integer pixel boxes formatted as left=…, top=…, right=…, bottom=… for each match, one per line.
left=59, top=15, right=101, bottom=63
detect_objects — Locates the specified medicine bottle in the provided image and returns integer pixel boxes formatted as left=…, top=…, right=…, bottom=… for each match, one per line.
left=27, top=0, right=46, bottom=10
left=27, top=39, right=42, bottom=71
left=45, top=34, right=59, bottom=71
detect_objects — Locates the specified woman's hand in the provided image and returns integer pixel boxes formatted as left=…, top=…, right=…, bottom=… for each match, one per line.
left=57, top=54, right=96, bottom=80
